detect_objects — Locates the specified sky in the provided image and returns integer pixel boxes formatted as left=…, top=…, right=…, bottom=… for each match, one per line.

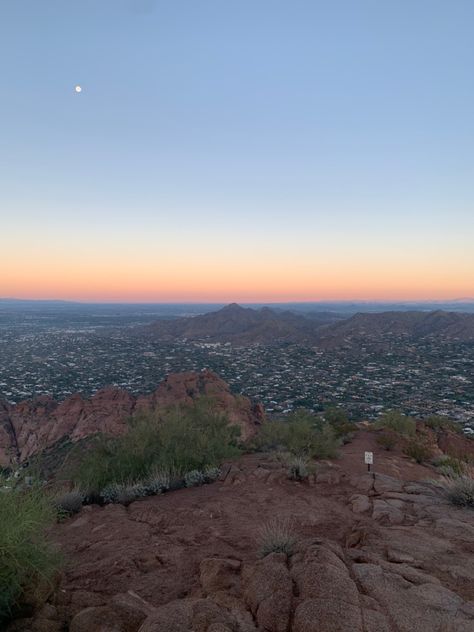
left=1, top=0, right=473, bottom=302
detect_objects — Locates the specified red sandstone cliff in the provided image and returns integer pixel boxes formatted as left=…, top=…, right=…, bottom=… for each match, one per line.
left=0, top=370, right=264, bottom=467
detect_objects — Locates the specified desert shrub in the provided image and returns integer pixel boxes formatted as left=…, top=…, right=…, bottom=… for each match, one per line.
left=184, top=470, right=206, bottom=487
left=403, top=440, right=432, bottom=464
left=0, top=486, right=60, bottom=622
left=376, top=432, right=397, bottom=451
left=100, top=481, right=147, bottom=505
left=287, top=456, right=309, bottom=481
left=433, top=455, right=465, bottom=477
left=73, top=398, right=240, bottom=495
left=145, top=467, right=172, bottom=494
left=324, top=406, right=356, bottom=441
left=437, top=472, right=474, bottom=507
left=254, top=411, right=339, bottom=459
left=203, top=466, right=221, bottom=483
left=424, top=415, right=462, bottom=434
left=258, top=517, right=296, bottom=557
left=53, top=488, right=84, bottom=517
left=375, top=411, right=416, bottom=437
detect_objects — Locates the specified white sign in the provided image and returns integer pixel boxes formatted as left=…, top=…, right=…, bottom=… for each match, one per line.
left=364, top=451, right=374, bottom=465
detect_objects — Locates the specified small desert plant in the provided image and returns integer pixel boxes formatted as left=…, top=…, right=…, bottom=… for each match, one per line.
left=258, top=517, right=297, bottom=557
left=53, top=488, right=84, bottom=517
left=437, top=472, right=474, bottom=507
left=403, top=440, right=432, bottom=464
left=287, top=456, right=309, bottom=481
left=376, top=432, right=397, bottom=451
left=146, top=467, right=172, bottom=494
left=101, top=481, right=146, bottom=505
left=184, top=469, right=206, bottom=487
left=0, top=486, right=60, bottom=622
left=203, top=466, right=221, bottom=483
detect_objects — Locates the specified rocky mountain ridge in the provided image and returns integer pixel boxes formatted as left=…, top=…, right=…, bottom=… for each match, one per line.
left=144, top=304, right=474, bottom=348
left=0, top=370, right=264, bottom=468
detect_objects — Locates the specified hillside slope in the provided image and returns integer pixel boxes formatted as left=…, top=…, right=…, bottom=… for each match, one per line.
left=10, top=430, right=474, bottom=632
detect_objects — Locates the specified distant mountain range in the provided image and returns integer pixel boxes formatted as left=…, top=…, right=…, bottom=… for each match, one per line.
left=144, top=304, right=474, bottom=347
left=144, top=303, right=344, bottom=345
left=314, top=310, right=474, bottom=349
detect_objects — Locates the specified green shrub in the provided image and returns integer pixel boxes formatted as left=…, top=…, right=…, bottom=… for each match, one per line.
left=0, top=486, right=60, bottom=622
left=437, top=473, right=474, bottom=507
left=424, top=415, right=462, bottom=434
left=403, top=440, right=432, bottom=464
left=324, top=406, right=356, bottom=441
left=375, top=411, right=416, bottom=437
left=376, top=432, right=397, bottom=451
left=254, top=411, right=339, bottom=459
left=72, top=398, right=240, bottom=495
left=258, top=517, right=296, bottom=557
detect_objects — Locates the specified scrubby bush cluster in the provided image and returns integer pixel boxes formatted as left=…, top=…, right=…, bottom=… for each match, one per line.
left=323, top=406, right=356, bottom=443
left=258, top=517, right=297, bottom=557
left=437, top=471, right=474, bottom=508
left=376, top=432, right=397, bottom=451
left=424, top=415, right=462, bottom=435
left=374, top=411, right=416, bottom=437
left=433, top=454, right=466, bottom=477
left=254, top=410, right=340, bottom=460
left=0, top=486, right=60, bottom=622
left=72, top=398, right=239, bottom=498
left=403, top=440, right=433, bottom=464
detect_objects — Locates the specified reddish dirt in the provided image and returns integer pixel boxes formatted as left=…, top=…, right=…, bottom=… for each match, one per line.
left=11, top=431, right=473, bottom=631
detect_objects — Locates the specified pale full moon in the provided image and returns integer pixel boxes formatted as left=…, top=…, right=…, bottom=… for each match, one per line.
left=74, top=85, right=82, bottom=93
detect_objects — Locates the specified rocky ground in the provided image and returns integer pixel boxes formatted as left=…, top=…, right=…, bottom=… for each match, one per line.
left=7, top=431, right=474, bottom=632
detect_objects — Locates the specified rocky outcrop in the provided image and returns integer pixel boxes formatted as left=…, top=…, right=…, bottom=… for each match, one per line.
left=0, top=371, right=264, bottom=467
left=6, top=444, right=474, bottom=632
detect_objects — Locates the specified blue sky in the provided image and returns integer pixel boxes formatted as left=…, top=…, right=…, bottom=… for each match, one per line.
left=1, top=1, right=473, bottom=301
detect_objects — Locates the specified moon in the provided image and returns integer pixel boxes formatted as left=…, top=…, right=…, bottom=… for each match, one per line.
left=74, top=85, right=82, bottom=93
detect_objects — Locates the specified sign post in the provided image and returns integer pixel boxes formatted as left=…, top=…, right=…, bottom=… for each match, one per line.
left=364, top=451, right=373, bottom=473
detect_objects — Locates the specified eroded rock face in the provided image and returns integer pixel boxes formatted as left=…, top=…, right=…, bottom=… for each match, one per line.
left=0, top=371, right=264, bottom=466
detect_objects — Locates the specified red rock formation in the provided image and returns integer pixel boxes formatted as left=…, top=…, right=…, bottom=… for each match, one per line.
left=0, top=370, right=264, bottom=467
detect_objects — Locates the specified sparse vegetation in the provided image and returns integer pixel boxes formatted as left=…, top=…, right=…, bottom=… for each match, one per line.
left=287, top=456, right=309, bottom=481
left=72, top=398, right=240, bottom=496
left=53, top=488, right=84, bottom=517
left=0, top=486, right=60, bottom=622
left=433, top=454, right=466, bottom=477
left=254, top=410, right=339, bottom=459
left=323, top=406, right=356, bottom=442
left=258, top=517, right=297, bottom=557
left=376, top=432, right=397, bottom=451
left=403, top=440, right=432, bottom=464
left=437, top=471, right=474, bottom=507
left=375, top=411, right=416, bottom=437
left=424, top=415, right=462, bottom=434
left=184, top=469, right=206, bottom=487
